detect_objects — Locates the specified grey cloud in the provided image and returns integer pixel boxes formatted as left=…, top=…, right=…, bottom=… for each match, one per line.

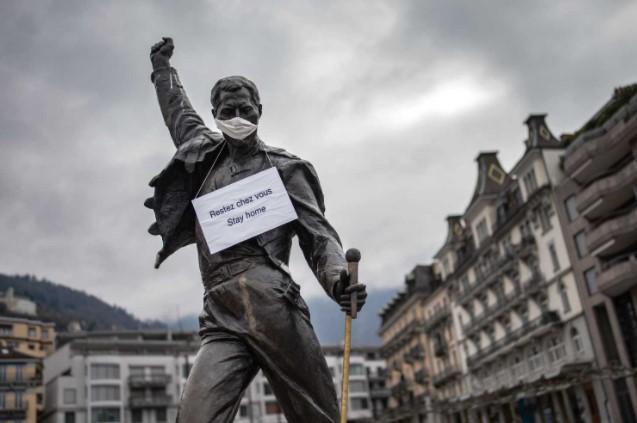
left=0, top=0, right=635, bottom=319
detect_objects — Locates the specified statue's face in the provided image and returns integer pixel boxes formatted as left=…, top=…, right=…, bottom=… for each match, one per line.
left=212, top=87, right=262, bottom=125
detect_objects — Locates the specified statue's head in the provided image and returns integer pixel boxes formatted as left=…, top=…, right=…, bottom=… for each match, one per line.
left=211, top=76, right=262, bottom=143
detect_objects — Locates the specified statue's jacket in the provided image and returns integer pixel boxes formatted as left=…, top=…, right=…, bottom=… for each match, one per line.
left=145, top=67, right=346, bottom=299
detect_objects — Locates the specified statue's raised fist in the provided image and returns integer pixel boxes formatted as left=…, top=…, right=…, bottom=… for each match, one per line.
left=150, top=37, right=174, bottom=69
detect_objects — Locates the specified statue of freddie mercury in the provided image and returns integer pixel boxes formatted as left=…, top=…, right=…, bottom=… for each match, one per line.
left=145, top=37, right=367, bottom=423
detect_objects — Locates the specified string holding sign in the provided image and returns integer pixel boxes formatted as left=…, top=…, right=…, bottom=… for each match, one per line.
left=192, top=167, right=298, bottom=254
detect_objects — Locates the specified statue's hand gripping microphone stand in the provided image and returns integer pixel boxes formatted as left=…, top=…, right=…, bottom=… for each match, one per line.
left=340, top=248, right=361, bottom=423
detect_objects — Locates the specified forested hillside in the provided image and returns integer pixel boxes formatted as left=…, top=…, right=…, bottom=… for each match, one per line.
left=0, top=273, right=164, bottom=331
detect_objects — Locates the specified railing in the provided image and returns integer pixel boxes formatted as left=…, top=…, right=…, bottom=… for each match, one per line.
left=432, top=366, right=461, bottom=388
left=129, top=394, right=173, bottom=408
left=462, top=272, right=543, bottom=337
left=466, top=311, right=560, bottom=369
left=128, top=373, right=171, bottom=387
left=587, top=206, right=637, bottom=254
left=423, top=305, right=451, bottom=332
left=455, top=236, right=534, bottom=306
left=599, top=253, right=637, bottom=295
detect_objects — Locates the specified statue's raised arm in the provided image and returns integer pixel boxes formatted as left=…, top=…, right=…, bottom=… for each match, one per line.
left=150, top=37, right=214, bottom=148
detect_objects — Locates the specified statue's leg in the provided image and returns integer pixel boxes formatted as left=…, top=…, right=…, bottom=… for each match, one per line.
left=201, top=265, right=339, bottom=422
left=177, top=334, right=259, bottom=423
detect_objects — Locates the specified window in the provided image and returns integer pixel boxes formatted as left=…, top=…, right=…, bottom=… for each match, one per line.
left=528, top=346, right=544, bottom=372
left=476, top=219, right=489, bottom=245
left=131, top=409, right=142, bottom=423
left=91, top=364, right=120, bottom=380
left=547, top=336, right=566, bottom=363
left=548, top=242, right=560, bottom=271
left=265, top=401, right=281, bottom=415
left=0, top=392, right=3, bottom=409
left=91, top=385, right=120, bottom=401
left=0, top=365, right=5, bottom=382
left=574, top=231, right=588, bottom=258
left=65, top=412, right=76, bottom=423
left=263, top=382, right=273, bottom=396
left=156, top=408, right=167, bottom=422
left=15, top=390, right=23, bottom=408
left=564, top=195, right=579, bottom=221
left=511, top=356, right=525, bottom=379
left=539, top=206, right=553, bottom=232
left=571, top=328, right=584, bottom=354
left=149, top=366, right=165, bottom=375
left=584, top=268, right=598, bottom=295
left=0, top=324, right=11, bottom=336
left=351, top=398, right=369, bottom=410
left=523, top=169, right=538, bottom=196
left=15, top=364, right=24, bottom=381
left=28, top=326, right=37, bottom=338
left=42, top=329, right=49, bottom=340
left=129, top=366, right=144, bottom=376
left=349, top=380, right=368, bottom=393
left=63, top=388, right=77, bottom=404
left=350, top=364, right=365, bottom=375
left=239, top=405, right=248, bottom=417
left=91, top=407, right=120, bottom=423
left=559, top=282, right=571, bottom=313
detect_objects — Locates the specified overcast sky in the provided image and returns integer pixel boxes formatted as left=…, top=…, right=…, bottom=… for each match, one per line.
left=1, top=1, right=636, bottom=320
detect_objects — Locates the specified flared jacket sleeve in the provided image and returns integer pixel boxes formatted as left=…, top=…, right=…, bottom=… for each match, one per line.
left=279, top=159, right=347, bottom=299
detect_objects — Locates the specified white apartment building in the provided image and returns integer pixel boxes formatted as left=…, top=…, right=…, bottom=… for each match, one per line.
left=42, top=331, right=197, bottom=423
left=236, top=346, right=387, bottom=423
left=435, top=116, right=602, bottom=423
left=42, top=332, right=386, bottom=423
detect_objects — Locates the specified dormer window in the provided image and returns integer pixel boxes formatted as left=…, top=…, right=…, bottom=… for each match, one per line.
left=476, top=218, right=489, bottom=245
left=522, top=168, right=538, bottom=197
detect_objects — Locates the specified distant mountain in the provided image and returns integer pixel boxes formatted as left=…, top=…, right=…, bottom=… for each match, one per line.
left=0, top=274, right=165, bottom=331
left=166, top=288, right=398, bottom=346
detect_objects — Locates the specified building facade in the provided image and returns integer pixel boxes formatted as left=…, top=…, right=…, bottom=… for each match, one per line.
left=379, top=265, right=439, bottom=423
left=43, top=331, right=386, bottom=423
left=0, top=315, right=56, bottom=422
left=379, top=114, right=613, bottom=423
left=0, top=315, right=56, bottom=359
left=42, top=331, right=199, bottom=423
left=0, top=347, right=42, bottom=423
left=437, top=121, right=601, bottom=422
left=555, top=84, right=637, bottom=423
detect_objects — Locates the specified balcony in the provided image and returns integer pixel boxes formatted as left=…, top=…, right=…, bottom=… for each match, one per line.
left=586, top=206, right=637, bottom=256
left=432, top=367, right=461, bottom=388
left=467, top=311, right=560, bottom=369
left=0, top=405, right=27, bottom=420
left=462, top=272, right=543, bottom=337
left=563, top=97, right=637, bottom=184
left=129, top=394, right=173, bottom=408
left=370, top=387, right=391, bottom=398
left=423, top=305, right=451, bottom=332
left=598, top=253, right=637, bottom=296
left=389, top=380, right=410, bottom=399
left=128, top=373, right=172, bottom=388
left=577, top=160, right=637, bottom=219
left=414, top=369, right=428, bottom=385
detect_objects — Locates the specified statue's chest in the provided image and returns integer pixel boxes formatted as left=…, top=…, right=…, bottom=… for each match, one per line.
left=200, top=155, right=268, bottom=195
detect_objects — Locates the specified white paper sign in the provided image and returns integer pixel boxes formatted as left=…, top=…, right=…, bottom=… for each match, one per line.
left=192, top=167, right=298, bottom=254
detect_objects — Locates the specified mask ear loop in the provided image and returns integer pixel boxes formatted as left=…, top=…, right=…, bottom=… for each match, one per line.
left=263, top=147, right=274, bottom=168
left=194, top=141, right=227, bottom=198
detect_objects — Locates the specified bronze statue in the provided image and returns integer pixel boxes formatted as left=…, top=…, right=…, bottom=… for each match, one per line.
left=146, top=37, right=367, bottom=423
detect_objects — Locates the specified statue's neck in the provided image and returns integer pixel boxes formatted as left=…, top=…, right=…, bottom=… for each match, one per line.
left=225, top=134, right=261, bottom=162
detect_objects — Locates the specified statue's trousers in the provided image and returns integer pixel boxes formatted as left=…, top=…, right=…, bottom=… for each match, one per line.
left=177, top=264, right=339, bottom=423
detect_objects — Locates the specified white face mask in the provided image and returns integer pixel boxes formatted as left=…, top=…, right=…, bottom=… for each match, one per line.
left=215, top=117, right=258, bottom=140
